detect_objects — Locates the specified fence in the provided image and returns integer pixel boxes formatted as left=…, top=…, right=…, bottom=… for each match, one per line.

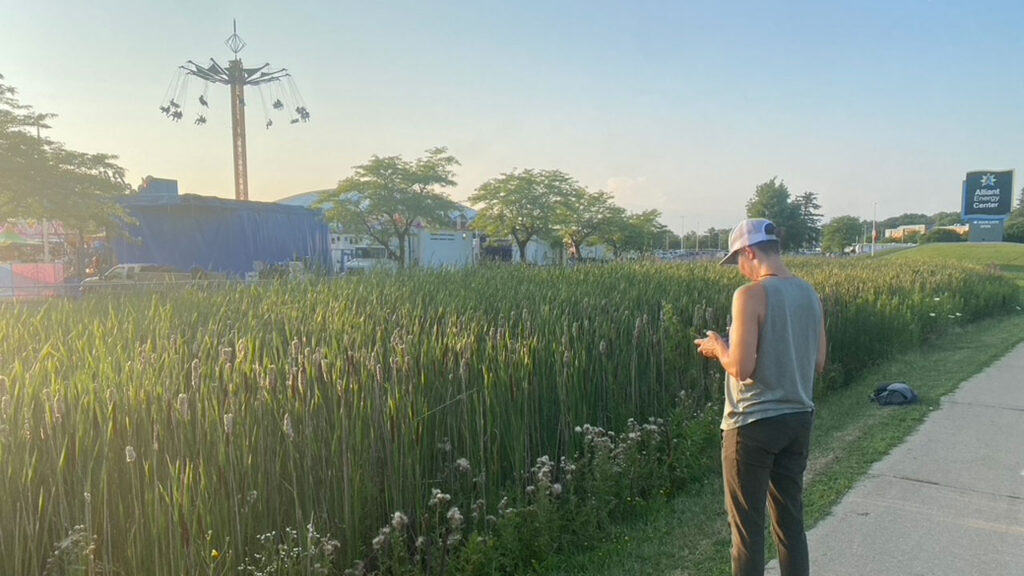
left=0, top=262, right=66, bottom=301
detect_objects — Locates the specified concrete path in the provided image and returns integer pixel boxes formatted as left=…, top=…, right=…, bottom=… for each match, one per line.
left=765, top=341, right=1024, bottom=576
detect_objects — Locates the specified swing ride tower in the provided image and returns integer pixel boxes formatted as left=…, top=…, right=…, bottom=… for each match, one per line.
left=162, top=21, right=309, bottom=201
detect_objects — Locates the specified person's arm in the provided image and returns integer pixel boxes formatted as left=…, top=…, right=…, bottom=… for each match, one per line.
left=696, top=283, right=763, bottom=382
left=816, top=299, right=827, bottom=377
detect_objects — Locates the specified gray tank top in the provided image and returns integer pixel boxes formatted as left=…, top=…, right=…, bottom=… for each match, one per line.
left=721, top=277, right=822, bottom=430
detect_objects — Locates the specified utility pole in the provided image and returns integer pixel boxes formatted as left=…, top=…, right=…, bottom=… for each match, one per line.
left=871, top=202, right=877, bottom=256
left=168, top=21, right=307, bottom=201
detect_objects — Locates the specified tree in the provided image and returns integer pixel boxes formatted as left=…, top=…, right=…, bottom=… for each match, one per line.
left=920, top=227, right=965, bottom=243
left=556, top=189, right=619, bottom=259
left=469, top=169, right=579, bottom=263
left=745, top=178, right=806, bottom=250
left=596, top=208, right=667, bottom=257
left=314, top=147, right=460, bottom=267
left=0, top=74, right=130, bottom=232
left=794, top=191, right=823, bottom=248
left=1005, top=217, right=1024, bottom=243
left=821, top=215, right=865, bottom=254
left=879, top=213, right=928, bottom=231
left=930, top=211, right=962, bottom=226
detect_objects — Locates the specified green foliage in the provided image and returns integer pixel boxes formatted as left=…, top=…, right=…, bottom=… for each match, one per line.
left=469, top=169, right=581, bottom=262
left=745, top=179, right=818, bottom=250
left=557, top=189, right=620, bottom=259
left=593, top=208, right=667, bottom=257
left=821, top=215, right=865, bottom=253
left=878, top=213, right=929, bottom=231
left=315, top=147, right=461, bottom=267
left=0, top=74, right=130, bottom=232
left=1005, top=217, right=1024, bottom=243
left=931, top=211, right=963, bottom=227
left=1, top=262, right=1018, bottom=575
left=919, top=227, right=966, bottom=243
left=794, top=191, right=823, bottom=247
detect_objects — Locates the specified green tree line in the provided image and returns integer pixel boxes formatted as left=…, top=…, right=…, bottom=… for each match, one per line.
left=1, top=74, right=130, bottom=232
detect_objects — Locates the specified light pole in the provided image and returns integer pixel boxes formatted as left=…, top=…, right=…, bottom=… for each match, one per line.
left=871, top=202, right=877, bottom=256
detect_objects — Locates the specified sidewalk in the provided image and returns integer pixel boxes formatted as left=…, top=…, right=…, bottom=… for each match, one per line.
left=766, top=341, right=1024, bottom=576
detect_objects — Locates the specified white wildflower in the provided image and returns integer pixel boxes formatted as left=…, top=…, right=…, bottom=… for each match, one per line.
left=447, top=506, right=464, bottom=530
left=429, top=488, right=451, bottom=508
left=224, top=413, right=234, bottom=436
left=455, top=457, right=471, bottom=474
left=322, top=539, right=339, bottom=557
left=125, top=445, right=137, bottom=463
left=391, top=511, right=408, bottom=532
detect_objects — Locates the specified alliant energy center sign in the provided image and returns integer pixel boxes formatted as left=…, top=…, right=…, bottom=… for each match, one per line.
left=962, top=170, right=1013, bottom=221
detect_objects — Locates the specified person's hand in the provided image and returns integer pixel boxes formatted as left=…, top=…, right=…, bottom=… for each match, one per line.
left=694, top=330, right=726, bottom=359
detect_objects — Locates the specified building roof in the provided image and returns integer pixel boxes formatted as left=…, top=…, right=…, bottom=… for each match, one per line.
left=275, top=189, right=334, bottom=208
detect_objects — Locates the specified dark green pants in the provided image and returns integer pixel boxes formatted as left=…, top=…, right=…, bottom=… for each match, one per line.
left=722, top=411, right=813, bottom=576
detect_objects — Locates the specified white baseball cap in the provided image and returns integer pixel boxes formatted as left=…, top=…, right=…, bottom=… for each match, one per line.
left=719, top=218, right=778, bottom=265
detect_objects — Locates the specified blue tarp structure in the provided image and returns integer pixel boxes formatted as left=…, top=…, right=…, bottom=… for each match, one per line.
left=111, top=193, right=330, bottom=276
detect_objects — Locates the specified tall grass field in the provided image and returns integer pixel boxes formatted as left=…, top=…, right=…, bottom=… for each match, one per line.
left=0, top=261, right=1018, bottom=574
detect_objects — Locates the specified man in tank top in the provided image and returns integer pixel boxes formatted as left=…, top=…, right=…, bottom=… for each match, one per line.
left=695, top=218, right=827, bottom=576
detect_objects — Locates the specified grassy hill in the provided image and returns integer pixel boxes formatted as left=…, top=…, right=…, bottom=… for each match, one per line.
left=880, top=242, right=1024, bottom=282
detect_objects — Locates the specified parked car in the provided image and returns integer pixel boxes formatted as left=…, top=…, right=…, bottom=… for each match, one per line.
left=81, top=263, right=193, bottom=292
left=344, top=257, right=398, bottom=274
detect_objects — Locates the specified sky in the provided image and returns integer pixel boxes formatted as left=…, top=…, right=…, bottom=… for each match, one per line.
left=3, top=0, right=1023, bottom=234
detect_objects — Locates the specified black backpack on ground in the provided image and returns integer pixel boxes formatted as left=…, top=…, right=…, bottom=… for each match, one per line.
left=870, top=382, right=919, bottom=406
